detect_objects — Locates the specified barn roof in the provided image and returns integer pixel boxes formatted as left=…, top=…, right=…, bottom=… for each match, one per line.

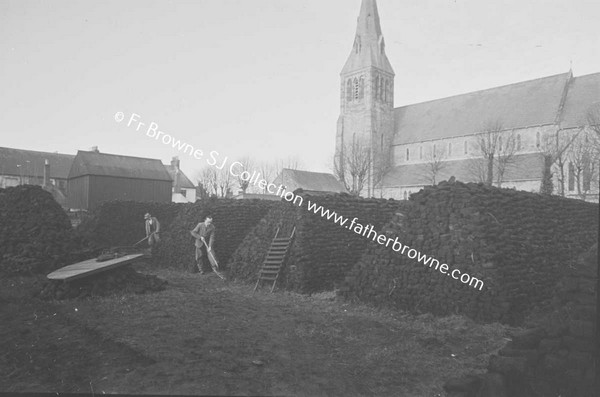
left=0, top=146, right=74, bottom=179
left=273, top=169, right=347, bottom=193
left=68, top=150, right=173, bottom=182
left=381, top=152, right=545, bottom=187
left=393, top=73, right=571, bottom=145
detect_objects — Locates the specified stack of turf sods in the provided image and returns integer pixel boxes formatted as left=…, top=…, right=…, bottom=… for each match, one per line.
left=76, top=200, right=184, bottom=249
left=38, top=266, right=167, bottom=300
left=228, top=192, right=408, bottom=293
left=0, top=185, right=84, bottom=275
left=155, top=198, right=279, bottom=272
left=342, top=179, right=599, bottom=325
left=227, top=201, right=300, bottom=282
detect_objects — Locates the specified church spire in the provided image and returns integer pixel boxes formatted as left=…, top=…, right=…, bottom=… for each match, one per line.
left=341, top=0, right=394, bottom=75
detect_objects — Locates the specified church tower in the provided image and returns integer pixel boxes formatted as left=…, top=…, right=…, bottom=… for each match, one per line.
left=335, top=0, right=395, bottom=196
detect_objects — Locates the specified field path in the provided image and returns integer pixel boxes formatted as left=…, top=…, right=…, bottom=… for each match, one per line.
left=0, top=265, right=512, bottom=396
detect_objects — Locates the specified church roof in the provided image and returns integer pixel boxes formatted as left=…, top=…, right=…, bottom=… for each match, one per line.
left=393, top=72, right=572, bottom=145
left=273, top=169, right=347, bottom=194
left=381, top=152, right=545, bottom=188
left=559, top=72, right=600, bottom=129
left=68, top=150, right=173, bottom=182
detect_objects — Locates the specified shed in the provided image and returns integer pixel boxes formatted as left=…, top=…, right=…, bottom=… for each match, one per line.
left=67, top=150, right=173, bottom=210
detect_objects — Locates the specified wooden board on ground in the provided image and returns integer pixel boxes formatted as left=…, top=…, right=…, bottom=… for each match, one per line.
left=47, top=254, right=145, bottom=282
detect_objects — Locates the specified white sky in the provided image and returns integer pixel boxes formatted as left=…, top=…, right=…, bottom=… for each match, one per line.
left=1, top=0, right=598, bottom=178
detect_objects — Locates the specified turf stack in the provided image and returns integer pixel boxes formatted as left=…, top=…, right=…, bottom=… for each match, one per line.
left=0, top=185, right=82, bottom=275
left=342, top=180, right=599, bottom=324
left=228, top=193, right=407, bottom=293
left=154, top=198, right=279, bottom=272
left=76, top=200, right=184, bottom=249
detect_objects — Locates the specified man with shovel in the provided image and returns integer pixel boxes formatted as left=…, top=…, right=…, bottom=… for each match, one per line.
left=144, top=213, right=161, bottom=254
left=190, top=215, right=223, bottom=278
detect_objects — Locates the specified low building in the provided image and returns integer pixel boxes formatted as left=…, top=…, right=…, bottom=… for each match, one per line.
left=165, top=156, right=196, bottom=203
left=232, top=192, right=282, bottom=201
left=273, top=169, right=347, bottom=195
left=0, top=146, right=75, bottom=206
left=67, top=148, right=172, bottom=210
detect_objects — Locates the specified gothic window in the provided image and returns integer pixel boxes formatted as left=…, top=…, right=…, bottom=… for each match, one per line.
left=448, top=142, right=452, bottom=156
left=385, top=80, right=390, bottom=103
left=382, top=79, right=387, bottom=103
left=406, top=148, right=410, bottom=161
left=354, top=36, right=361, bottom=54
left=433, top=144, right=437, bottom=158
left=379, top=77, right=384, bottom=101
left=568, top=162, right=575, bottom=191
left=464, top=140, right=468, bottom=155
left=517, top=134, right=521, bottom=151
left=536, top=131, right=540, bottom=148
left=359, top=76, right=364, bottom=100
left=419, top=146, right=423, bottom=160
left=346, top=79, right=352, bottom=102
left=353, top=77, right=359, bottom=100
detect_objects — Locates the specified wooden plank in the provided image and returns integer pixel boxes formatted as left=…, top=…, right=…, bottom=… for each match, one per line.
left=46, top=254, right=145, bottom=282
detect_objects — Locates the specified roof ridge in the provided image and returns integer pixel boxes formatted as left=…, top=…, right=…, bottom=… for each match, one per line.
left=78, top=150, right=162, bottom=163
left=0, top=146, right=75, bottom=157
left=394, top=72, right=572, bottom=110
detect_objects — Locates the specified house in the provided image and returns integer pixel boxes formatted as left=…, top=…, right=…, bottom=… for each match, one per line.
left=0, top=146, right=75, bottom=206
left=165, top=156, right=196, bottom=203
left=67, top=148, right=172, bottom=210
left=335, top=0, right=600, bottom=201
left=273, top=169, right=347, bottom=195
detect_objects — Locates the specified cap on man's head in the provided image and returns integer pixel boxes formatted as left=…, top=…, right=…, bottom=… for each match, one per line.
left=144, top=213, right=151, bottom=219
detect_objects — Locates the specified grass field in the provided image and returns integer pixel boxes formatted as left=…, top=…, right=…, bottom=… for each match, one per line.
left=0, top=262, right=517, bottom=396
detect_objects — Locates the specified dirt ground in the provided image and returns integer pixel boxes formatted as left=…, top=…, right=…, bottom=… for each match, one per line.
left=0, top=262, right=516, bottom=396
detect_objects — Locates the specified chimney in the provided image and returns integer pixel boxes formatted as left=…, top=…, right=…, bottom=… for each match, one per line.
left=174, top=168, right=181, bottom=194
left=90, top=146, right=99, bottom=153
left=171, top=156, right=180, bottom=170
left=43, top=159, right=50, bottom=188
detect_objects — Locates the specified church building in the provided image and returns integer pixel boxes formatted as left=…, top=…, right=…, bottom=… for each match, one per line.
left=335, top=0, right=600, bottom=201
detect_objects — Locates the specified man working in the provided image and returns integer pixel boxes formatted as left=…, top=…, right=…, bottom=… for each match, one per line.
left=144, top=213, right=161, bottom=254
left=190, top=215, right=215, bottom=275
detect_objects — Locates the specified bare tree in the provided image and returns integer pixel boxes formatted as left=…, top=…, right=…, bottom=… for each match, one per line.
left=471, top=120, right=503, bottom=186
left=568, top=128, right=600, bottom=200
left=494, top=130, right=518, bottom=187
left=539, top=130, right=579, bottom=196
left=372, top=134, right=395, bottom=198
left=234, top=156, right=254, bottom=194
left=421, top=144, right=447, bottom=185
left=216, top=166, right=234, bottom=198
left=196, top=167, right=218, bottom=197
left=334, top=135, right=371, bottom=196
left=468, top=120, right=518, bottom=187
left=254, top=160, right=277, bottom=194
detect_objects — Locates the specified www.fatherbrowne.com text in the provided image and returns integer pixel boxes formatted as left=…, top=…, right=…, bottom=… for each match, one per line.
left=116, top=111, right=484, bottom=291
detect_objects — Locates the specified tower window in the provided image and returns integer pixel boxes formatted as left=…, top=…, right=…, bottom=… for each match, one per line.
left=406, top=148, right=410, bottom=161
left=379, top=77, right=384, bottom=101
left=419, top=146, right=423, bottom=160
left=346, top=79, right=352, bottom=102
left=464, top=140, right=468, bottom=155
left=448, top=142, right=452, bottom=156
left=536, top=131, right=540, bottom=148
left=359, top=76, right=364, bottom=100
left=353, top=77, right=359, bottom=100
left=433, top=144, right=437, bottom=158
left=517, top=134, right=521, bottom=151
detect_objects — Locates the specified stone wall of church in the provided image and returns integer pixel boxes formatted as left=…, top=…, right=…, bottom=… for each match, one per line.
left=341, top=180, right=598, bottom=325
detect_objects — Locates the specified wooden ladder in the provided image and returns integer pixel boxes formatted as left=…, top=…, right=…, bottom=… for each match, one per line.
left=253, top=227, right=296, bottom=293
